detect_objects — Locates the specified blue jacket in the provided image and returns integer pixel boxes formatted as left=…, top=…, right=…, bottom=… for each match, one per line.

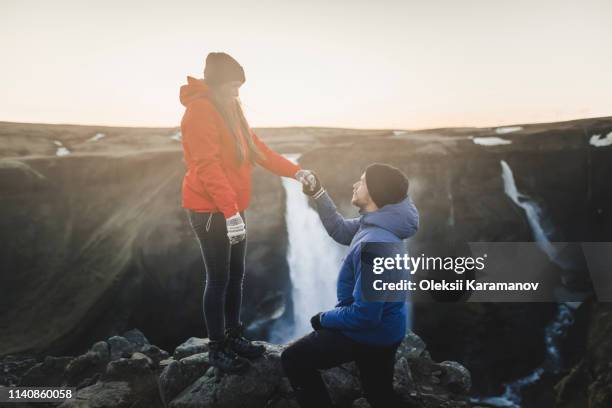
left=315, top=191, right=419, bottom=346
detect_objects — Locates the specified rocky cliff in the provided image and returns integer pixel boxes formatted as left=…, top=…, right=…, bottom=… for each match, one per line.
left=1, top=117, right=612, bottom=407
left=1, top=328, right=472, bottom=408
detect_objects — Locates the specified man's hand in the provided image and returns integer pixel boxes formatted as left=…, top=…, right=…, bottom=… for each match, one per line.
left=310, top=312, right=323, bottom=331
left=226, top=213, right=246, bottom=245
left=298, top=170, right=325, bottom=199
left=295, top=169, right=316, bottom=188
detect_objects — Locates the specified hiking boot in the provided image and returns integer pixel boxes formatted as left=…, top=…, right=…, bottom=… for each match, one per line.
left=225, top=324, right=266, bottom=359
left=208, top=339, right=250, bottom=373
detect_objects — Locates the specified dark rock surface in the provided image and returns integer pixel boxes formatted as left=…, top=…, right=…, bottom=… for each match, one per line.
left=0, top=328, right=471, bottom=407
left=554, top=301, right=612, bottom=408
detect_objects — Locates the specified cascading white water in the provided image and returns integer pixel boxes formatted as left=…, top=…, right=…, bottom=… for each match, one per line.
left=500, top=160, right=565, bottom=268
left=270, top=154, right=347, bottom=343
left=472, top=161, right=577, bottom=408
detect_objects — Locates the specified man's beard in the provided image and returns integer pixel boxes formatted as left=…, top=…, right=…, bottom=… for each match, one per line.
left=351, top=196, right=366, bottom=211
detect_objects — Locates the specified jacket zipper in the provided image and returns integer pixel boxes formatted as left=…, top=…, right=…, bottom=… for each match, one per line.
left=206, top=213, right=213, bottom=232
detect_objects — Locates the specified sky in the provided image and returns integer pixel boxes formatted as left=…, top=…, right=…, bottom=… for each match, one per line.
left=1, top=0, right=611, bottom=129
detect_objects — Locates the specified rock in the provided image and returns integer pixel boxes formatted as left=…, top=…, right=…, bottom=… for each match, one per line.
left=169, top=375, right=218, bottom=408
left=108, top=336, right=137, bottom=360
left=266, top=396, right=301, bottom=408
left=213, top=347, right=283, bottom=408
left=396, top=331, right=427, bottom=360
left=131, top=352, right=153, bottom=366
left=5, top=331, right=472, bottom=408
left=276, top=377, right=293, bottom=395
left=160, top=358, right=174, bottom=368
left=141, top=344, right=170, bottom=366
left=352, top=397, right=372, bottom=408
left=59, top=381, right=134, bottom=408
left=393, top=356, right=416, bottom=399
left=159, top=360, right=187, bottom=407
left=163, top=339, right=472, bottom=408
left=322, top=364, right=362, bottom=406
left=555, top=302, right=612, bottom=408
left=173, top=337, right=209, bottom=360
left=554, top=359, right=591, bottom=407
left=65, top=351, right=108, bottom=387
left=76, top=373, right=100, bottom=390
left=589, top=371, right=612, bottom=408
left=0, top=355, right=38, bottom=386
left=19, top=356, right=73, bottom=386
left=179, top=353, right=210, bottom=383
left=90, top=341, right=110, bottom=361
left=104, top=357, right=153, bottom=381
left=169, top=344, right=284, bottom=408
left=439, top=361, right=472, bottom=394
left=122, top=328, right=150, bottom=349
left=159, top=352, right=211, bottom=405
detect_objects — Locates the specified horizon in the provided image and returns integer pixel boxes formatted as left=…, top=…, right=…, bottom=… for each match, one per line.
left=2, top=0, right=611, bottom=129
left=2, top=112, right=611, bottom=133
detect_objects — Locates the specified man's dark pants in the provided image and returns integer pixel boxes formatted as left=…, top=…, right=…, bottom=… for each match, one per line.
left=281, top=328, right=402, bottom=408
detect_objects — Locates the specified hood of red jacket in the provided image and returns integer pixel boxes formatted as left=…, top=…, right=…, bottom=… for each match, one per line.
left=180, top=76, right=211, bottom=107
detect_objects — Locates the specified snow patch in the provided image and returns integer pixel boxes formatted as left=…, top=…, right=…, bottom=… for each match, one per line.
left=473, top=137, right=512, bottom=146
left=392, top=130, right=408, bottom=136
left=589, top=131, right=612, bottom=147
left=56, top=147, right=71, bottom=157
left=495, top=126, right=523, bottom=134
left=89, top=133, right=106, bottom=142
left=53, top=140, right=71, bottom=156
left=170, top=131, right=182, bottom=141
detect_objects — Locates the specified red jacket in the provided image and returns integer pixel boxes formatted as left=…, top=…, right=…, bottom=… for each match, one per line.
left=179, top=76, right=300, bottom=218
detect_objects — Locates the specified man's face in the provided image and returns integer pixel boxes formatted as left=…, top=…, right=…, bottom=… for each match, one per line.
left=351, top=172, right=374, bottom=210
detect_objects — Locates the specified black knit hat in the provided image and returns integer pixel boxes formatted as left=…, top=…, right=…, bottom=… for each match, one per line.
left=365, top=163, right=409, bottom=208
left=204, top=52, right=246, bottom=85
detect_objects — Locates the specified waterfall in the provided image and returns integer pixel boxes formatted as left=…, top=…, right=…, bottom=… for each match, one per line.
left=500, top=160, right=559, bottom=265
left=471, top=161, right=578, bottom=407
left=270, top=154, right=347, bottom=343
left=500, top=160, right=574, bottom=270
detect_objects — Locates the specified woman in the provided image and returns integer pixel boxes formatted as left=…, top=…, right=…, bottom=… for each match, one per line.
left=179, top=52, right=314, bottom=372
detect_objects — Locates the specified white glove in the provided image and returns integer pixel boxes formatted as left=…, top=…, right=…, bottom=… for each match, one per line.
left=295, top=169, right=317, bottom=190
left=226, top=213, right=246, bottom=245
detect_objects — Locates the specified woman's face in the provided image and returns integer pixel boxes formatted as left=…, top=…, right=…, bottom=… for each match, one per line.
left=218, top=81, right=242, bottom=99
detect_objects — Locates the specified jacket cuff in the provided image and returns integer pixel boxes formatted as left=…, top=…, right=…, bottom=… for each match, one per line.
left=319, top=310, right=333, bottom=328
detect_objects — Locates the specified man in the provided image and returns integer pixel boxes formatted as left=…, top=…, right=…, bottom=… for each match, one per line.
left=282, top=163, right=419, bottom=408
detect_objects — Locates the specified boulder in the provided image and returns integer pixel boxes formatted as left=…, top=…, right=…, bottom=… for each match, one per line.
left=19, top=356, right=73, bottom=387
left=173, top=337, right=210, bottom=360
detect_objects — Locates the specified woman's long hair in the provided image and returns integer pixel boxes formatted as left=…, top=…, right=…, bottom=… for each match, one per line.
left=208, top=87, right=264, bottom=164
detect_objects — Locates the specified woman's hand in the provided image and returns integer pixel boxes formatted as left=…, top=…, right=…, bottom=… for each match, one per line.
left=226, top=213, right=246, bottom=245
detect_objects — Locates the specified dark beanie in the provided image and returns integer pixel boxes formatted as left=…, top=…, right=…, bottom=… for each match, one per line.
left=365, top=163, right=409, bottom=208
left=204, top=52, right=246, bottom=86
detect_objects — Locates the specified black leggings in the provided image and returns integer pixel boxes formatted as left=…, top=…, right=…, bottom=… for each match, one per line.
left=187, top=210, right=246, bottom=341
left=281, top=329, right=402, bottom=408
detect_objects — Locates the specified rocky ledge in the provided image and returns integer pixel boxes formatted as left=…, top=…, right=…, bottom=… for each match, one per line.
left=1, top=328, right=472, bottom=408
